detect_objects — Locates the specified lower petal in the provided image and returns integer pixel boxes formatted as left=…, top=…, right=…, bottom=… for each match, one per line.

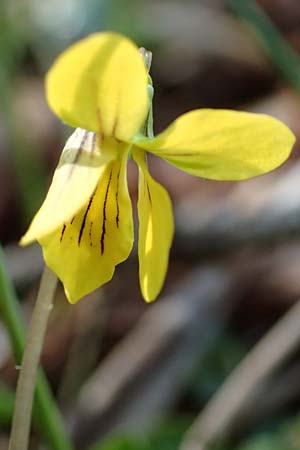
left=39, top=152, right=133, bottom=303
left=133, top=149, right=174, bottom=303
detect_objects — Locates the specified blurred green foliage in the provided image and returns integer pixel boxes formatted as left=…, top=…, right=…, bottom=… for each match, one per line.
left=89, top=333, right=300, bottom=450
left=0, top=382, right=15, bottom=428
left=235, top=415, right=300, bottom=450
left=92, top=418, right=189, bottom=450
left=91, top=415, right=300, bottom=450
left=187, top=334, right=247, bottom=404
left=228, top=0, right=300, bottom=89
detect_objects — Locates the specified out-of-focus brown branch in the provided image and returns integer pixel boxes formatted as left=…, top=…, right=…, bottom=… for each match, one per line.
left=4, top=243, right=43, bottom=288
left=179, top=297, right=300, bottom=450
left=71, top=266, right=237, bottom=449
left=69, top=236, right=300, bottom=449
left=239, top=361, right=300, bottom=433
left=174, top=162, right=300, bottom=260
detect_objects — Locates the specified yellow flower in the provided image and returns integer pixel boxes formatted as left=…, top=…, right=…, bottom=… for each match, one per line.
left=21, top=32, right=295, bottom=304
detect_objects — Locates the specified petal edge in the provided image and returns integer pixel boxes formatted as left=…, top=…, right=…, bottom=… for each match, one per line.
left=46, top=32, right=149, bottom=142
left=135, top=109, right=295, bottom=181
left=133, top=149, right=174, bottom=302
left=39, top=148, right=133, bottom=303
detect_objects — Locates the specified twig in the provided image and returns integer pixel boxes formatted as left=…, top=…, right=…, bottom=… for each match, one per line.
left=179, top=297, right=300, bottom=450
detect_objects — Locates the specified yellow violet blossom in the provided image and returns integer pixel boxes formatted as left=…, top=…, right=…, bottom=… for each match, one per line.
left=21, top=32, right=295, bottom=303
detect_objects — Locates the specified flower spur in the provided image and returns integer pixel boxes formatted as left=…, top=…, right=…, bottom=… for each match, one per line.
left=21, top=32, right=295, bottom=303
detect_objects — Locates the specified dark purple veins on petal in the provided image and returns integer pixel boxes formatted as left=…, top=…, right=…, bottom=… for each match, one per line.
left=78, top=193, right=95, bottom=245
left=100, top=169, right=113, bottom=255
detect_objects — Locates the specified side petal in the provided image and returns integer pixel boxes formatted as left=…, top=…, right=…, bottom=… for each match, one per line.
left=46, top=32, right=148, bottom=142
left=20, top=128, right=116, bottom=245
left=39, top=151, right=133, bottom=303
left=135, top=109, right=295, bottom=181
left=133, top=149, right=174, bottom=303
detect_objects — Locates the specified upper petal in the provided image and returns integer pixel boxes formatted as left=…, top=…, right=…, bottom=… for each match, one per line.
left=135, top=109, right=295, bottom=181
left=38, top=148, right=133, bottom=303
left=46, top=32, right=149, bottom=142
left=20, top=128, right=115, bottom=245
left=133, top=148, right=174, bottom=303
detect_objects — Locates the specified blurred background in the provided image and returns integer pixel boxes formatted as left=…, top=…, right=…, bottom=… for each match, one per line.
left=1, top=0, right=300, bottom=449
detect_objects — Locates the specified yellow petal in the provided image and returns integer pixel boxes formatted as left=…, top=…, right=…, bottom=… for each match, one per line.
left=133, top=149, right=174, bottom=303
left=20, top=128, right=115, bottom=245
left=46, top=32, right=148, bottom=142
left=135, top=109, right=295, bottom=181
left=39, top=149, right=133, bottom=303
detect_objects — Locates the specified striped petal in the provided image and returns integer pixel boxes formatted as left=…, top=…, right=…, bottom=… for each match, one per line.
left=20, top=128, right=112, bottom=245
left=39, top=147, right=133, bottom=303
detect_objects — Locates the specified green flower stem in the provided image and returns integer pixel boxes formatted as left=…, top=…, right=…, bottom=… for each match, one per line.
left=228, top=0, right=300, bottom=89
left=0, top=246, right=74, bottom=450
left=8, top=266, right=57, bottom=450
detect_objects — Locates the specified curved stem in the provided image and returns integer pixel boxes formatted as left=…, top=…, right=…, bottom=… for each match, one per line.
left=0, top=246, right=74, bottom=450
left=8, top=266, right=57, bottom=450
